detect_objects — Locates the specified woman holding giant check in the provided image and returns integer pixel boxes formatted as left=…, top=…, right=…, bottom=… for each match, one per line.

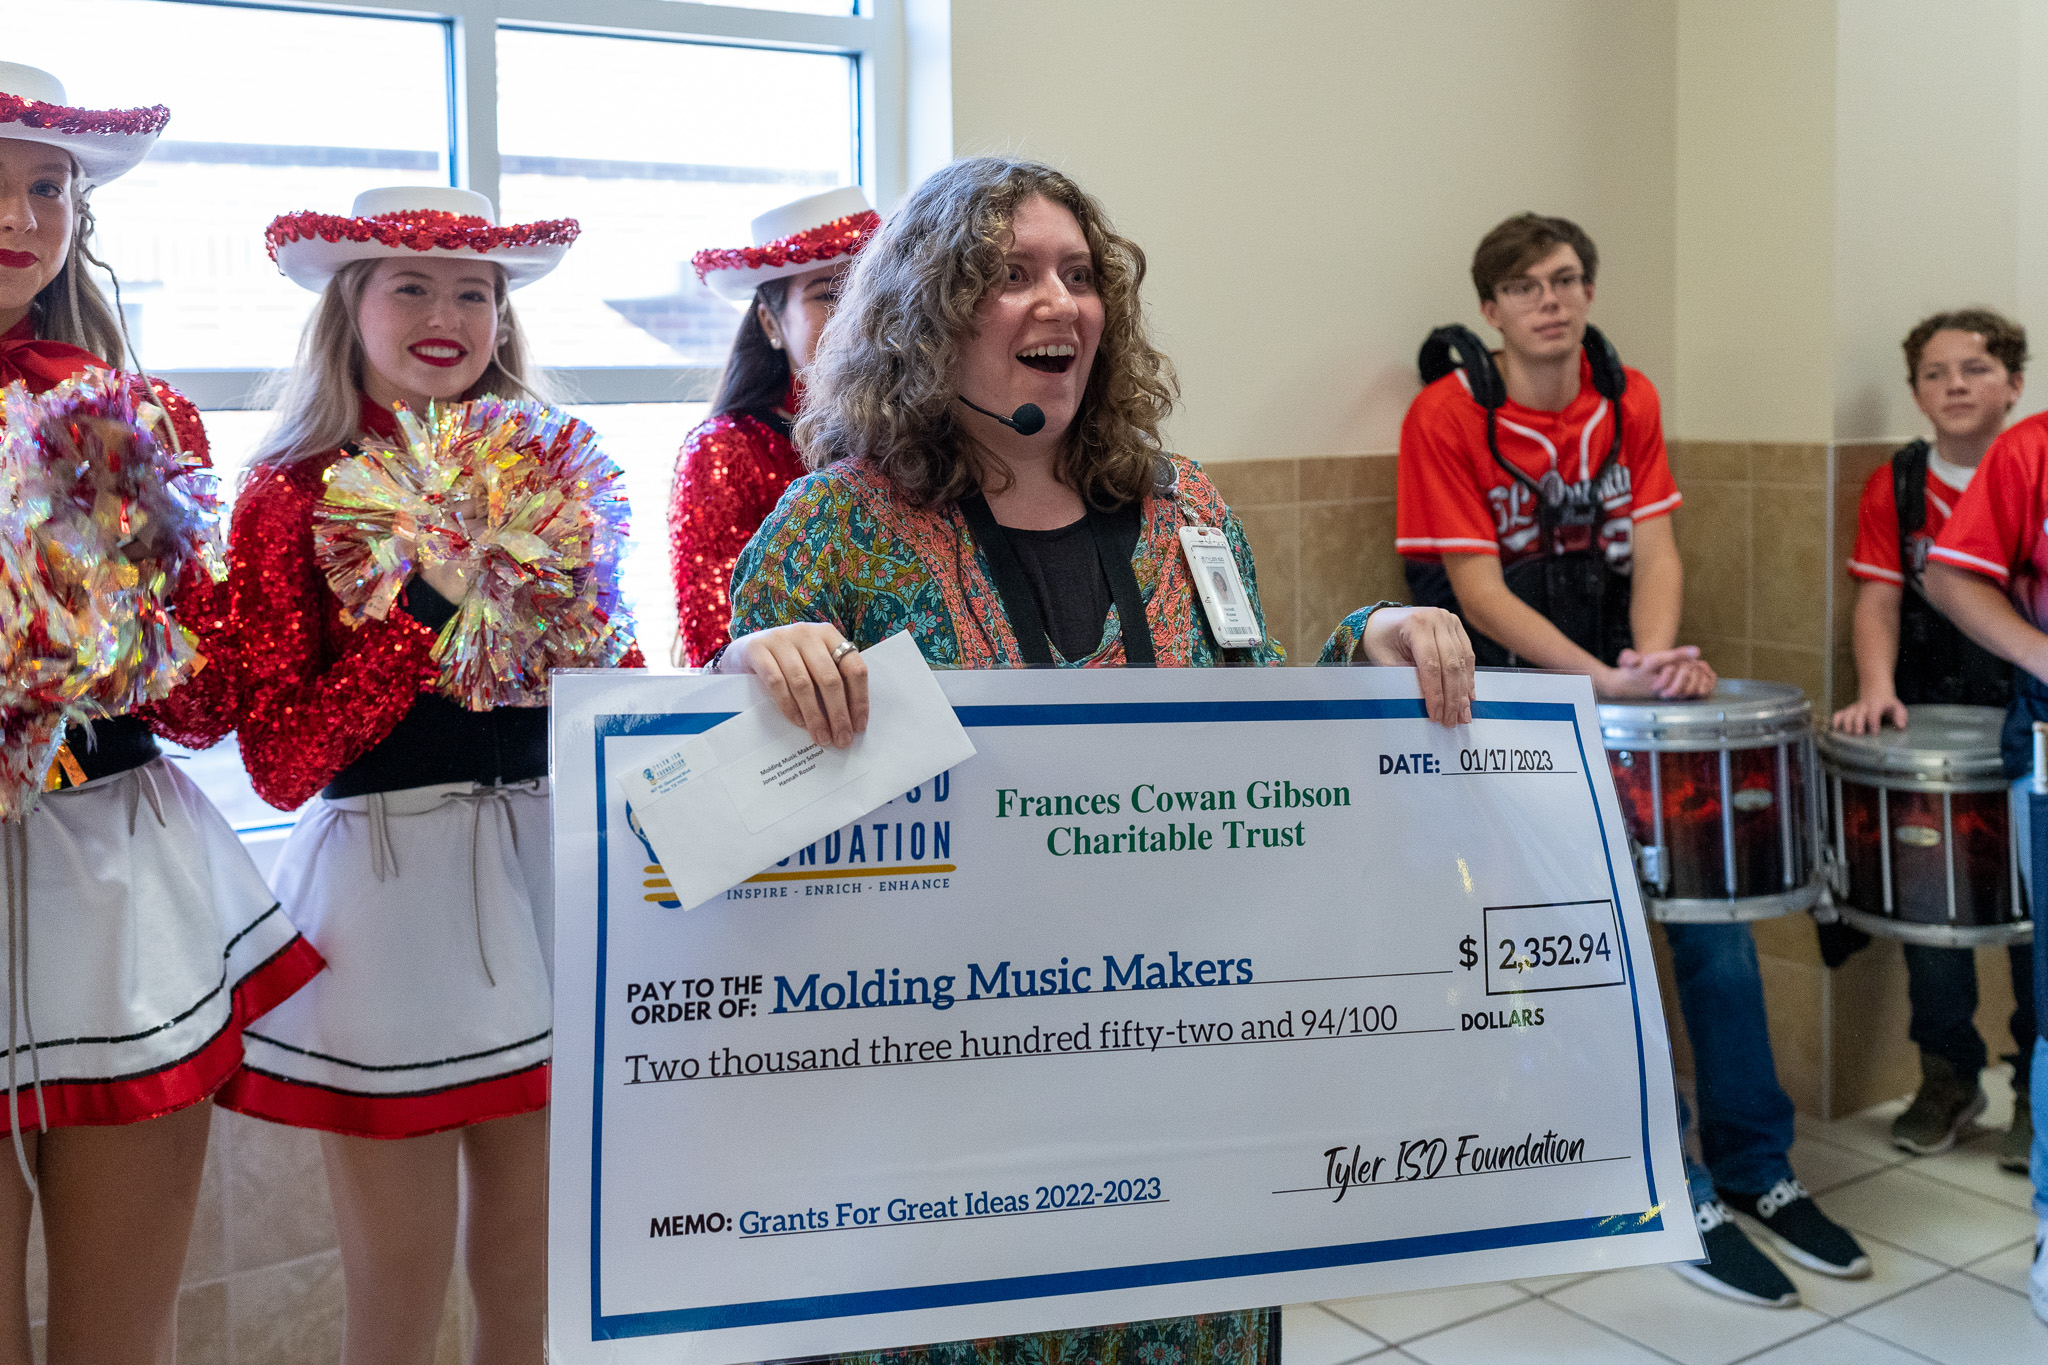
left=718, top=156, right=1474, bottom=1362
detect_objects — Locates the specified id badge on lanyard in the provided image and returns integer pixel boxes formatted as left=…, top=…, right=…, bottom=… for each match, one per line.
left=1179, top=526, right=1262, bottom=648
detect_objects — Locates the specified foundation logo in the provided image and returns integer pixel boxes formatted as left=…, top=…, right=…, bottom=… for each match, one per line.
left=626, top=771, right=959, bottom=909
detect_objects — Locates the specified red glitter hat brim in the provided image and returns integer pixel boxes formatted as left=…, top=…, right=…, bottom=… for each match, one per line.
left=264, top=209, right=582, bottom=266
left=691, top=210, right=881, bottom=284
left=0, top=92, right=169, bottom=140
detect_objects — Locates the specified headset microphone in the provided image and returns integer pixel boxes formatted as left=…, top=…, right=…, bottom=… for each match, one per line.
left=957, top=394, right=1046, bottom=437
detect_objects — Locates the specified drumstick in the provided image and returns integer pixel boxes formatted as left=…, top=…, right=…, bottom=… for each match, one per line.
left=2033, top=721, right=2047, bottom=796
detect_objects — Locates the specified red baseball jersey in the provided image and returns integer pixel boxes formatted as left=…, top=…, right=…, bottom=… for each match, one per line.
left=1929, top=410, right=2048, bottom=627
left=1847, top=457, right=1971, bottom=586
left=1396, top=352, right=1681, bottom=572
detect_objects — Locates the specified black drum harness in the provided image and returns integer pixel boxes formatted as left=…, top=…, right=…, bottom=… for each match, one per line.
left=1889, top=439, right=2010, bottom=709
left=1404, top=324, right=1634, bottom=667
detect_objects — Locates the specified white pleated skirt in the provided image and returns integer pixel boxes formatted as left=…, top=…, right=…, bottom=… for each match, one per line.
left=1, top=757, right=320, bottom=1130
left=218, top=778, right=552, bottom=1138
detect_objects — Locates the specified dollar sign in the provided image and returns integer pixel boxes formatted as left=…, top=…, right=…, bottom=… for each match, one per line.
left=1459, top=935, right=1477, bottom=970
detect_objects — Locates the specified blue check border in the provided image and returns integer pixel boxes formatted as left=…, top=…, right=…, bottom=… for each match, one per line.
left=587, top=698, right=1664, bottom=1340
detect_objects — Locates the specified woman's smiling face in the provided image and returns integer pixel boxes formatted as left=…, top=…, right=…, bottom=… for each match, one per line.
left=952, top=194, right=1104, bottom=445
left=354, top=256, right=501, bottom=411
left=0, top=138, right=74, bottom=329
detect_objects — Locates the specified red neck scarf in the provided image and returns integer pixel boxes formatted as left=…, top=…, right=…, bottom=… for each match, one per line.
left=776, top=375, right=804, bottom=420
left=0, top=315, right=103, bottom=395
left=357, top=392, right=401, bottom=444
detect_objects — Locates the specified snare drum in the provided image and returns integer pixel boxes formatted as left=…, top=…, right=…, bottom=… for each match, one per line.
left=1817, top=705, right=2031, bottom=948
left=1599, top=681, right=1824, bottom=922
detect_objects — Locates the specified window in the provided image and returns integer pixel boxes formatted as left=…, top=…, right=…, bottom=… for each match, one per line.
left=677, top=0, right=856, bottom=13
left=561, top=402, right=712, bottom=664
left=0, top=0, right=927, bottom=828
left=497, top=28, right=858, bottom=372
left=3, top=1, right=451, bottom=371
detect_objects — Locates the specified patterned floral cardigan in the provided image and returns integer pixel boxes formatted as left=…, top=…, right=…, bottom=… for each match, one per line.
left=730, top=452, right=1380, bottom=668
left=728, top=453, right=1389, bottom=1365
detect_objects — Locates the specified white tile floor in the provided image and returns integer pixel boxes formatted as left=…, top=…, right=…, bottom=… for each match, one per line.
left=1282, top=1070, right=2046, bottom=1364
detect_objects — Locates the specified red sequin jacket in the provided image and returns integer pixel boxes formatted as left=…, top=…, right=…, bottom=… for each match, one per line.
left=135, top=382, right=241, bottom=750
left=231, top=400, right=646, bottom=809
left=668, top=397, right=804, bottom=667
left=230, top=437, right=443, bottom=811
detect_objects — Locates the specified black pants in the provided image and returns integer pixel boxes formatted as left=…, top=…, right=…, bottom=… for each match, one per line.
left=1905, top=942, right=2036, bottom=1089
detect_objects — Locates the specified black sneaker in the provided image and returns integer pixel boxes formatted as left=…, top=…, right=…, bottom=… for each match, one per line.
left=1671, top=1201, right=1799, bottom=1307
left=1892, top=1053, right=1985, bottom=1155
left=1722, top=1179, right=1871, bottom=1279
left=1999, top=1081, right=2031, bottom=1174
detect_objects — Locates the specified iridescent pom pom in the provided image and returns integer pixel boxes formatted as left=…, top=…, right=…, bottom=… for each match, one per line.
left=0, top=371, right=226, bottom=815
left=315, top=396, right=635, bottom=710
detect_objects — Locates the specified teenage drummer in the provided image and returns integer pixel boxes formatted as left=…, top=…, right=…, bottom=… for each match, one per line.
left=1396, top=213, right=1871, bottom=1308
left=1397, top=214, right=1714, bottom=698
left=1925, top=409, right=2048, bottom=1329
left=1834, top=310, right=2034, bottom=1169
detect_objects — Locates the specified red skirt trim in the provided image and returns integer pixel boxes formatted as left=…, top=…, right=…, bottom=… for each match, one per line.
left=3, top=932, right=326, bottom=1131
left=215, top=1059, right=549, bottom=1140
left=233, top=935, right=326, bottom=1024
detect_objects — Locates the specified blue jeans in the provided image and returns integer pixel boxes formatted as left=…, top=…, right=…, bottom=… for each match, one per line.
left=2033, top=1036, right=2047, bottom=1219
left=2018, top=785, right=2047, bottom=1216
left=1903, top=942, right=2036, bottom=1088
left=1667, top=921, right=1798, bottom=1207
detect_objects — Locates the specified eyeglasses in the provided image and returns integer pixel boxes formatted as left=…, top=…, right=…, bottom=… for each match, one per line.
left=1495, top=271, right=1587, bottom=305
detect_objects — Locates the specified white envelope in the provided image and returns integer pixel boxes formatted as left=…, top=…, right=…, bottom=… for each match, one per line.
left=622, top=631, right=976, bottom=908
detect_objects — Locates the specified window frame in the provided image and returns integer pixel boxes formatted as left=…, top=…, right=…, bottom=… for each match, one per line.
left=146, top=0, right=912, bottom=410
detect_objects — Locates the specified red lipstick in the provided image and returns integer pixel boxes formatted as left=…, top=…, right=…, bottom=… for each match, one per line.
left=0, top=251, right=36, bottom=269
left=408, top=338, right=468, bottom=368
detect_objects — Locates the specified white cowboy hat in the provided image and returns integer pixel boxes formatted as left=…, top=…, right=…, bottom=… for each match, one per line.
left=693, top=185, right=878, bottom=305
left=0, top=62, right=166, bottom=187
left=265, top=186, right=579, bottom=292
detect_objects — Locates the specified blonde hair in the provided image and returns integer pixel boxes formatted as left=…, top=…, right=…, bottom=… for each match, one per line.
left=34, top=183, right=133, bottom=369
left=792, top=157, right=1176, bottom=509
left=253, top=257, right=553, bottom=469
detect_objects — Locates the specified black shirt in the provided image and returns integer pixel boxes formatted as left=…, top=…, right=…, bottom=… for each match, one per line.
left=321, top=579, right=548, bottom=799
left=57, top=715, right=160, bottom=787
left=1004, top=513, right=1142, bottom=661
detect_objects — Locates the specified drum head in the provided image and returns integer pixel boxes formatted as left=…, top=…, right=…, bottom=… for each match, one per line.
left=1817, top=704, right=2005, bottom=783
left=1598, top=678, right=1812, bottom=750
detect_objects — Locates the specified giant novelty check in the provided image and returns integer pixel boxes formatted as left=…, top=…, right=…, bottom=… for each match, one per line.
left=548, top=666, right=1698, bottom=1364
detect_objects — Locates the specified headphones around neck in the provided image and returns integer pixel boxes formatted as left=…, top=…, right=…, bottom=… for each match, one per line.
left=1415, top=322, right=1630, bottom=513
left=1417, top=322, right=1626, bottom=411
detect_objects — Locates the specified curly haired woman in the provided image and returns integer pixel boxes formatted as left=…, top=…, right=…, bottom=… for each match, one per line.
left=712, top=157, right=1474, bottom=1365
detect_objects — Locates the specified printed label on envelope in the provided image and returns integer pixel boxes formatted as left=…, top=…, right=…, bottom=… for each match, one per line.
left=719, top=734, right=872, bottom=833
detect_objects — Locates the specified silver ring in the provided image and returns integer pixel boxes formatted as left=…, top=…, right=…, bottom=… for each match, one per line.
left=830, top=640, right=859, bottom=663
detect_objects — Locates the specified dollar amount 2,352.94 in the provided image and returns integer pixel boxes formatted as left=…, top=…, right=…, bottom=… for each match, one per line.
left=1474, top=900, right=1630, bottom=996
left=1496, top=933, right=1611, bottom=974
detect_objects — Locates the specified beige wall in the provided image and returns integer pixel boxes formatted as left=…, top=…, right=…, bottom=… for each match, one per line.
left=949, top=0, right=2048, bottom=454
left=1833, top=0, right=2045, bottom=440
left=948, top=0, right=1678, bottom=464
left=946, top=0, right=2048, bottom=458
left=1673, top=0, right=1836, bottom=442
left=1681, top=0, right=2048, bottom=446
